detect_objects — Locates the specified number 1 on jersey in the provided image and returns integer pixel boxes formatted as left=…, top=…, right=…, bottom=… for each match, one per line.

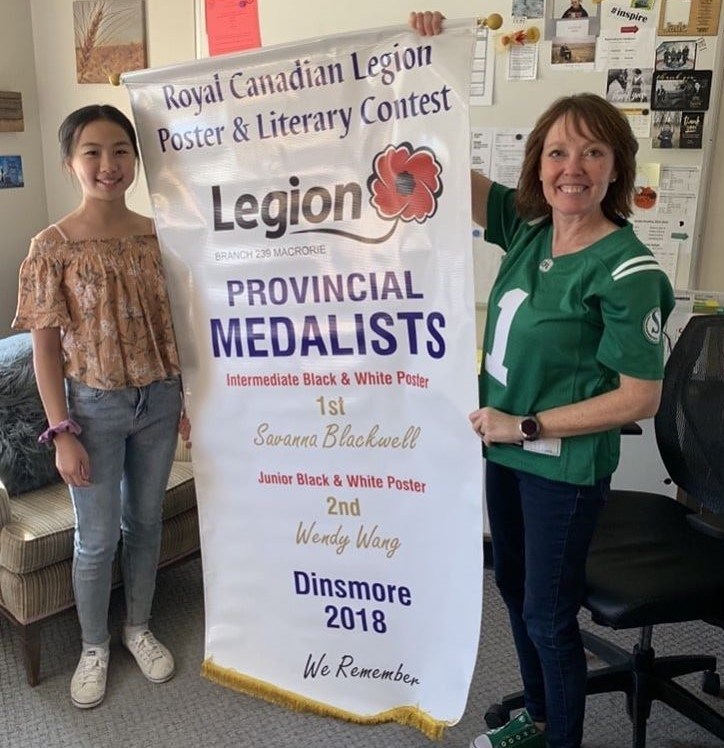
left=484, top=288, right=528, bottom=387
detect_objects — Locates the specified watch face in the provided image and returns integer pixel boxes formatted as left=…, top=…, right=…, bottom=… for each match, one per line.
left=521, top=417, right=539, bottom=439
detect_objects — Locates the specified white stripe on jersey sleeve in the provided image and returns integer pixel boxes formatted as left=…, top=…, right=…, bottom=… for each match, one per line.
left=611, top=255, right=661, bottom=281
left=611, top=262, right=663, bottom=281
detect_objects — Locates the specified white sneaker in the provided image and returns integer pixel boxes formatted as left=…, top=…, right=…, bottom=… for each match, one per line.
left=122, top=628, right=175, bottom=683
left=70, top=647, right=109, bottom=709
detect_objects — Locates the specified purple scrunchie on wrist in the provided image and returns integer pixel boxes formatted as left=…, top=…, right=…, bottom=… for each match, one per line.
left=38, top=419, right=82, bottom=445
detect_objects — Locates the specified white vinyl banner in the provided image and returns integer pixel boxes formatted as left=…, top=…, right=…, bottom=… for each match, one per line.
left=124, top=19, right=482, bottom=738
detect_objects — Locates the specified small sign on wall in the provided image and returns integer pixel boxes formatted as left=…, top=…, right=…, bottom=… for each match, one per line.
left=0, top=92, right=24, bottom=132
left=0, top=156, right=24, bottom=189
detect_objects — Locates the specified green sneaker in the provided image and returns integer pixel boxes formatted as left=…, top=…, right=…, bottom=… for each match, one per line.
left=470, top=710, right=546, bottom=748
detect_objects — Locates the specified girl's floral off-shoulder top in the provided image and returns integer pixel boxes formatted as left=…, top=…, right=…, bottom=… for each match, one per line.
left=13, top=234, right=181, bottom=390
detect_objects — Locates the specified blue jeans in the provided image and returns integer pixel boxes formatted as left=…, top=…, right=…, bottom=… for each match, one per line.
left=67, top=377, right=182, bottom=646
left=486, top=461, right=609, bottom=748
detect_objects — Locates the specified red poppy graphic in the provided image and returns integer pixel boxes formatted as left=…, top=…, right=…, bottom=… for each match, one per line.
left=290, top=142, right=443, bottom=244
left=368, top=143, right=443, bottom=223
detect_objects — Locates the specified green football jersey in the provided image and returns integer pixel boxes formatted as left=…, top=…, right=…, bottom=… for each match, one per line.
left=480, top=183, right=675, bottom=485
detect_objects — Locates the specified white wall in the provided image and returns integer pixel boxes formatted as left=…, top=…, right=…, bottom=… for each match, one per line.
left=0, top=0, right=48, bottom=337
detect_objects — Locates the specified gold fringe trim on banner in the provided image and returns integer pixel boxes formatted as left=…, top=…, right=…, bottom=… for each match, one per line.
left=201, top=659, right=448, bottom=740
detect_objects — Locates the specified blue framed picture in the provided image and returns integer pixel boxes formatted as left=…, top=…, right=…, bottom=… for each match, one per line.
left=0, top=155, right=24, bottom=189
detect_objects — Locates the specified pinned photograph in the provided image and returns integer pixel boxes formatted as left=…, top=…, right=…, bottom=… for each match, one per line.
left=680, top=111, right=704, bottom=148
left=652, top=70, right=712, bottom=110
left=652, top=111, right=681, bottom=148
left=656, top=40, right=696, bottom=71
left=606, top=68, right=653, bottom=104
left=551, top=37, right=596, bottom=65
left=545, top=0, right=600, bottom=40
left=559, top=0, right=589, bottom=18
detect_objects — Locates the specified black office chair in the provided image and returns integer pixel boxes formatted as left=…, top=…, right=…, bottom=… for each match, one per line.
left=484, top=315, right=724, bottom=747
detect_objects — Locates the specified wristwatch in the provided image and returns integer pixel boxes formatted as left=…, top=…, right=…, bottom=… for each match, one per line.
left=519, top=415, right=541, bottom=442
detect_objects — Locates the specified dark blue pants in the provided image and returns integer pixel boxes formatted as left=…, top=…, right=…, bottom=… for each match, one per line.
left=486, top=461, right=609, bottom=748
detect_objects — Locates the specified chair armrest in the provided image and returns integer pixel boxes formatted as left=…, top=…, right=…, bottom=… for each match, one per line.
left=0, top=480, right=12, bottom=528
left=687, top=512, right=724, bottom=539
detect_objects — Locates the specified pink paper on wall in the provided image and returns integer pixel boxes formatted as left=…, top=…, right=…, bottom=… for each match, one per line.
left=205, top=0, right=261, bottom=56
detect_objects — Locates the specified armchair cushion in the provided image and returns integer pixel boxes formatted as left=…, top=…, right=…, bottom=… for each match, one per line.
left=0, top=333, right=58, bottom=496
left=0, top=458, right=194, bottom=575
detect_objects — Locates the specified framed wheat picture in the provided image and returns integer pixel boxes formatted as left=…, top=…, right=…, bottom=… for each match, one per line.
left=73, top=0, right=147, bottom=84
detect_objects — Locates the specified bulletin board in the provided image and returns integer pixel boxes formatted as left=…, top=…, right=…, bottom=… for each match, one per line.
left=193, top=0, right=724, bottom=304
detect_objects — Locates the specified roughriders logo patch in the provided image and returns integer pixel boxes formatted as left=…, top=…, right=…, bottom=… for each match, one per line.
left=643, top=307, right=663, bottom=343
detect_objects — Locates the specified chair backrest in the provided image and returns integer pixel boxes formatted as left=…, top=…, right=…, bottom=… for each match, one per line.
left=655, top=314, right=724, bottom=515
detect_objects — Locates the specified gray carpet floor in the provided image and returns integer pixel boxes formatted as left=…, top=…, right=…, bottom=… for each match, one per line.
left=1, top=558, right=723, bottom=748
